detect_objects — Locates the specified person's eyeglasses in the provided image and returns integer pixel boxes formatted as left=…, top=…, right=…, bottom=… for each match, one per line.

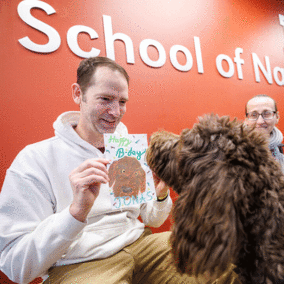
left=246, top=110, right=276, bottom=121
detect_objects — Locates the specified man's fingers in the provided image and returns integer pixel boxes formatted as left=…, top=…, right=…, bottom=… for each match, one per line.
left=156, top=180, right=169, bottom=191
left=70, top=158, right=111, bottom=175
left=75, top=167, right=110, bottom=182
left=81, top=174, right=109, bottom=187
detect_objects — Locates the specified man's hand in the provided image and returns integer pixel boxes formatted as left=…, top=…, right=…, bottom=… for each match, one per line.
left=69, top=158, right=110, bottom=222
left=152, top=172, right=169, bottom=201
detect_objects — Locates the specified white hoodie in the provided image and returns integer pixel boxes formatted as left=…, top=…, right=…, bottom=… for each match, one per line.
left=0, top=112, right=172, bottom=284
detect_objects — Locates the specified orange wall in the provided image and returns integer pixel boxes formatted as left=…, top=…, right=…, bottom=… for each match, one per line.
left=1, top=0, right=284, bottom=283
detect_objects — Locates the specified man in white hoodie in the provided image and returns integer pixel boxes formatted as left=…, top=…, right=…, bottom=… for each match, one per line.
left=0, top=57, right=204, bottom=284
left=245, top=94, right=284, bottom=173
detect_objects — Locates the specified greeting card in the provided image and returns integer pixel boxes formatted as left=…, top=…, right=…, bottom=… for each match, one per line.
left=104, top=134, right=156, bottom=209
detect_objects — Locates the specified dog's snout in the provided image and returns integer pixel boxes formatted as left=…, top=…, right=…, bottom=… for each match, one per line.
left=121, top=186, right=133, bottom=194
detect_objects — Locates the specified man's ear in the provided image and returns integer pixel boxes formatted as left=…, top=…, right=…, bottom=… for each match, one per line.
left=71, top=83, right=82, bottom=105
left=276, top=111, right=280, bottom=124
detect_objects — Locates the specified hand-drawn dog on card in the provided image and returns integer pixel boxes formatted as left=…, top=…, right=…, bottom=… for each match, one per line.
left=146, top=114, right=284, bottom=284
left=109, top=156, right=146, bottom=198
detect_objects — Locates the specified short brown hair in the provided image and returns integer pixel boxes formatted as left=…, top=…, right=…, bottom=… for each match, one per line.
left=245, top=94, right=277, bottom=114
left=77, top=57, right=129, bottom=95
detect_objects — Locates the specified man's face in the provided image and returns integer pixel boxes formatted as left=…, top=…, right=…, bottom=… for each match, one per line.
left=78, top=66, right=129, bottom=138
left=245, top=97, right=279, bottom=135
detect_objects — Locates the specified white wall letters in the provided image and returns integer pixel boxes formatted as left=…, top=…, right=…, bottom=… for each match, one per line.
left=216, top=48, right=244, bottom=79
left=216, top=54, right=235, bottom=78
left=169, top=37, right=204, bottom=73
left=273, top=67, right=284, bottom=86
left=103, top=15, right=135, bottom=64
left=279, top=14, right=284, bottom=27
left=16, top=0, right=283, bottom=86
left=234, top=48, right=244, bottom=80
left=170, top=45, right=193, bottom=71
left=67, top=25, right=100, bottom=58
left=194, top=37, right=204, bottom=74
left=252, top=53, right=273, bottom=84
left=139, top=39, right=166, bottom=68
left=17, top=0, right=61, bottom=53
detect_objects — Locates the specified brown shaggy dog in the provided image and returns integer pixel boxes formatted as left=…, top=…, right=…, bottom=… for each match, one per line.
left=146, top=114, right=284, bottom=284
left=109, top=156, right=146, bottom=198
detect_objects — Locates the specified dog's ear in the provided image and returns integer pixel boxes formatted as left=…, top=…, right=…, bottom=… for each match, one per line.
left=170, top=174, right=239, bottom=281
left=170, top=115, right=241, bottom=280
left=108, top=160, right=118, bottom=187
left=146, top=130, right=180, bottom=190
left=139, top=170, right=146, bottom=193
left=129, top=157, right=146, bottom=193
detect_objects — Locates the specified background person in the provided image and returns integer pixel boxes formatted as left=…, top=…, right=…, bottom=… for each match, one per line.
left=245, top=94, right=284, bottom=173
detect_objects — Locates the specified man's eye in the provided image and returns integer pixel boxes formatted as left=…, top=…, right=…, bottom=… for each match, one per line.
left=263, top=111, right=271, bottom=115
left=251, top=113, right=258, bottom=118
left=102, top=97, right=110, bottom=101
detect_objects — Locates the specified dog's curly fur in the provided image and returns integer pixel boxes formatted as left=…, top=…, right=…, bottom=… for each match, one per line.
left=146, top=114, right=284, bottom=284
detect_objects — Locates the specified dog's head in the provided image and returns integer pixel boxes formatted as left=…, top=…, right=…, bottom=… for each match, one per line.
left=109, top=156, right=146, bottom=198
left=146, top=130, right=180, bottom=191
left=146, top=114, right=284, bottom=283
